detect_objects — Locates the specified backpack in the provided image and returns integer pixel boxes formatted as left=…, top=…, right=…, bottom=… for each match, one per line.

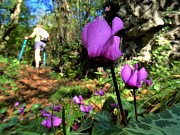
left=39, top=28, right=49, bottom=42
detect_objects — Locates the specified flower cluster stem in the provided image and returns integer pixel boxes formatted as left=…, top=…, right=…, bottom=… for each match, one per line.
left=110, top=64, right=128, bottom=127
left=133, top=89, right=138, bottom=121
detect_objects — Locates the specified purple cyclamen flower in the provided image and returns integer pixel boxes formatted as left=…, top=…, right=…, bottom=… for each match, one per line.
left=82, top=16, right=123, bottom=61
left=19, top=107, right=24, bottom=114
left=41, top=110, right=50, bottom=117
left=94, top=89, right=105, bottom=96
left=121, top=63, right=151, bottom=89
left=54, top=105, right=61, bottom=112
left=80, top=104, right=93, bottom=113
left=14, top=102, right=19, bottom=107
left=73, top=95, right=83, bottom=105
left=42, top=115, right=62, bottom=128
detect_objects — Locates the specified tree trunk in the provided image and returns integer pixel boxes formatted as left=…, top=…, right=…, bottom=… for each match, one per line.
left=0, top=0, right=22, bottom=41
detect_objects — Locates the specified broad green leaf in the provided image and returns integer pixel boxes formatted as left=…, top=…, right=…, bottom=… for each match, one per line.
left=74, top=117, right=93, bottom=133
left=92, top=121, right=122, bottom=135
left=94, top=111, right=112, bottom=122
left=123, top=103, right=180, bottom=135
left=102, top=96, right=115, bottom=112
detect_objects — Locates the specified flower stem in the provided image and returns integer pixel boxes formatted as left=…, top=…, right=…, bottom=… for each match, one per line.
left=133, top=89, right=138, bottom=121
left=51, top=104, right=56, bottom=135
left=62, top=107, right=66, bottom=135
left=110, top=64, right=128, bottom=127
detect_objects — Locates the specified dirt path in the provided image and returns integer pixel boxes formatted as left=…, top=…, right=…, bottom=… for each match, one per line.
left=0, top=66, right=60, bottom=122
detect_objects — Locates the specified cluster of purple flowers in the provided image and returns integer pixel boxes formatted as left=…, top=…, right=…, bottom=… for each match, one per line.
left=14, top=14, right=153, bottom=130
left=81, top=15, right=152, bottom=124
left=73, top=95, right=93, bottom=113
left=41, top=105, right=62, bottom=128
left=14, top=102, right=62, bottom=129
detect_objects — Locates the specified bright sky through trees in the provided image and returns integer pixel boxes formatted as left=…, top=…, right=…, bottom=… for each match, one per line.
left=25, top=0, right=53, bottom=24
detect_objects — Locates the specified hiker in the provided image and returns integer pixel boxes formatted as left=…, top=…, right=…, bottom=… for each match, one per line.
left=25, top=22, right=49, bottom=69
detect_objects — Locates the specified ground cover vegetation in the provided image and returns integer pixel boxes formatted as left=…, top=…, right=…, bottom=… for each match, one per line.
left=0, top=0, right=180, bottom=135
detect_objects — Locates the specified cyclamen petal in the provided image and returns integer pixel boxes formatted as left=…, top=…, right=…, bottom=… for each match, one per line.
left=19, top=107, right=24, bottom=114
left=14, top=102, right=19, bottom=107
left=86, top=16, right=111, bottom=58
left=111, top=17, right=124, bottom=35
left=137, top=68, right=148, bottom=84
left=121, top=64, right=132, bottom=83
left=101, top=36, right=122, bottom=61
left=134, top=63, right=139, bottom=71
left=98, top=89, right=105, bottom=96
left=80, top=104, right=93, bottom=113
left=94, top=89, right=105, bottom=96
left=42, top=119, right=47, bottom=126
left=88, top=104, right=93, bottom=110
left=41, top=110, right=50, bottom=117
left=54, top=105, right=61, bottom=112
left=143, top=79, right=152, bottom=87
left=73, top=95, right=83, bottom=105
left=82, top=23, right=90, bottom=48
left=127, top=70, right=138, bottom=88
left=94, top=91, right=99, bottom=96
left=80, top=105, right=87, bottom=112
left=42, top=115, right=62, bottom=128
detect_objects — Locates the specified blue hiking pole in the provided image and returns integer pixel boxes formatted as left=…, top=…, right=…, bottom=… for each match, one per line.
left=18, top=39, right=27, bottom=61
left=43, top=49, right=46, bottom=68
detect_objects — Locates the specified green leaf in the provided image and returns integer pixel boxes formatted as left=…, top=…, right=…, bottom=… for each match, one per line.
left=102, top=96, right=115, bottom=112
left=0, top=116, right=18, bottom=133
left=153, top=83, right=161, bottom=91
left=0, top=107, right=8, bottom=114
left=75, top=117, right=93, bottom=133
left=123, top=103, right=180, bottom=135
left=94, top=111, right=112, bottom=122
left=92, top=121, right=122, bottom=135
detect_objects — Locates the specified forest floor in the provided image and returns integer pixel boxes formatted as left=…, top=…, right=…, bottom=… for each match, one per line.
left=0, top=65, right=96, bottom=123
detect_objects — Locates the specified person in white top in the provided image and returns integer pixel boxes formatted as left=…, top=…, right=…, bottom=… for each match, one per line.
left=25, top=22, right=49, bottom=69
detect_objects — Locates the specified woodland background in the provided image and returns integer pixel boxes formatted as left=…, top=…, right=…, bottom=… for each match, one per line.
left=0, top=0, right=180, bottom=134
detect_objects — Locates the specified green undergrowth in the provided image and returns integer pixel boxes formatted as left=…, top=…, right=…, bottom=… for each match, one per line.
left=0, top=54, right=180, bottom=134
left=0, top=55, right=21, bottom=93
